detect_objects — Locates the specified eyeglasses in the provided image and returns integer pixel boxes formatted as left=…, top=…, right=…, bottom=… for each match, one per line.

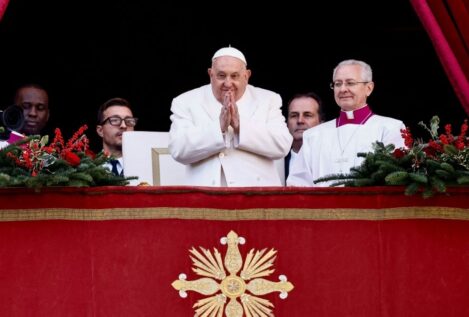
left=101, top=116, right=138, bottom=127
left=330, top=81, right=369, bottom=89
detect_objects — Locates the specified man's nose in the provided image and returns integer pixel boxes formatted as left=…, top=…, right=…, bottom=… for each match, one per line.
left=223, top=77, right=233, bottom=86
left=27, top=106, right=38, bottom=116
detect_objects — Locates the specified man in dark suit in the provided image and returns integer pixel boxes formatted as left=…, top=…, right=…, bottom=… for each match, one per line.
left=285, top=92, right=324, bottom=178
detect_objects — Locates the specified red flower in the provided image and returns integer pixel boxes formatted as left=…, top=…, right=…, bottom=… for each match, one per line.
left=439, top=134, right=449, bottom=145
left=85, top=149, right=96, bottom=159
left=62, top=150, right=81, bottom=166
left=393, top=148, right=405, bottom=159
left=455, top=119, right=468, bottom=150
left=444, top=124, right=454, bottom=143
left=400, top=127, right=413, bottom=148
left=423, top=146, right=437, bottom=158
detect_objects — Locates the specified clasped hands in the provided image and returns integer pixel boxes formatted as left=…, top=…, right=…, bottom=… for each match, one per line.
left=219, top=91, right=239, bottom=134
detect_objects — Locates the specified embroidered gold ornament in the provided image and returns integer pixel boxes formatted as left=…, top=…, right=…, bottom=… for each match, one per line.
left=172, top=230, right=294, bottom=317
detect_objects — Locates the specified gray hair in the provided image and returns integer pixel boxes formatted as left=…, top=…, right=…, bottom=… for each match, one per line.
left=333, top=59, right=373, bottom=82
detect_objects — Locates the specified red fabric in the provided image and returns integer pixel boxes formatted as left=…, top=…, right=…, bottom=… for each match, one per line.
left=410, top=0, right=469, bottom=115
left=1, top=187, right=469, bottom=316
left=0, top=0, right=8, bottom=21
left=427, top=0, right=469, bottom=77
left=0, top=185, right=468, bottom=210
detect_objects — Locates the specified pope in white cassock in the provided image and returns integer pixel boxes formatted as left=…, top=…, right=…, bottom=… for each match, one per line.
left=287, top=59, right=406, bottom=187
left=169, top=47, right=292, bottom=187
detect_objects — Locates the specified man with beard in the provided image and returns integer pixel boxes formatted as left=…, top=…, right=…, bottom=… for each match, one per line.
left=96, top=97, right=138, bottom=176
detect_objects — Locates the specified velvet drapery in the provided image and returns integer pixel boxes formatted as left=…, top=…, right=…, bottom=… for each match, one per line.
left=0, top=0, right=8, bottom=21
left=1, top=186, right=469, bottom=316
left=411, top=0, right=469, bottom=114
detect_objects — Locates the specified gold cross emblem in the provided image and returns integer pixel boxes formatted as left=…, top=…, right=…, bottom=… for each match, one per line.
left=172, top=230, right=294, bottom=316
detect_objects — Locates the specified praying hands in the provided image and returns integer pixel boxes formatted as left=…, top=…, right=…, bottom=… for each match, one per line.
left=220, top=91, right=239, bottom=134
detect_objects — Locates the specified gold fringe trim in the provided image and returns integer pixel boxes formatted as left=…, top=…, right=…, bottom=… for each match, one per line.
left=1, top=206, right=468, bottom=221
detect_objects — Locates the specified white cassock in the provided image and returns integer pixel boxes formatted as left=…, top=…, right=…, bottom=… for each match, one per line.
left=169, top=84, right=292, bottom=187
left=286, top=115, right=405, bottom=187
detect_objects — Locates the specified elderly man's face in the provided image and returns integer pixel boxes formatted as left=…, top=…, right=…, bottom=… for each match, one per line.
left=332, top=64, right=374, bottom=111
left=208, top=56, right=251, bottom=103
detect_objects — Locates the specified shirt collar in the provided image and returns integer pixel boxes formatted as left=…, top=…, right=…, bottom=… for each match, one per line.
left=336, top=105, right=373, bottom=127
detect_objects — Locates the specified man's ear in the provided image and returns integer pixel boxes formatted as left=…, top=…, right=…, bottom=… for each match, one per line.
left=366, top=81, right=375, bottom=97
left=96, top=125, right=104, bottom=138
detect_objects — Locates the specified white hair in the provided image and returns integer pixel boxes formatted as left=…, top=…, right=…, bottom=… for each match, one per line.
left=333, top=59, right=373, bottom=81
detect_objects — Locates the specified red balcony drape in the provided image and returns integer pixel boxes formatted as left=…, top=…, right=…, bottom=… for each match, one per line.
left=1, top=186, right=469, bottom=317
left=411, top=0, right=469, bottom=115
left=0, top=0, right=9, bottom=21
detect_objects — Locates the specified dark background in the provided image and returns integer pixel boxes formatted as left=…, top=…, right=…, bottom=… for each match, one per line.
left=0, top=0, right=467, bottom=151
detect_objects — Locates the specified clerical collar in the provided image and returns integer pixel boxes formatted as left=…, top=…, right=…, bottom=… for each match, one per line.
left=336, top=105, right=373, bottom=127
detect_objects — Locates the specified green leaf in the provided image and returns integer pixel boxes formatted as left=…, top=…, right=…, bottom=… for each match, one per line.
left=352, top=178, right=375, bottom=186
left=439, top=162, right=455, bottom=173
left=435, top=169, right=452, bottom=179
left=70, top=172, right=94, bottom=183
left=457, top=176, right=469, bottom=185
left=371, top=170, right=387, bottom=181
left=422, top=187, right=434, bottom=199
left=384, top=171, right=409, bottom=185
left=46, top=175, right=70, bottom=186
left=430, top=176, right=446, bottom=193
left=377, top=161, right=402, bottom=173
left=68, top=179, right=90, bottom=187
left=40, top=135, right=49, bottom=147
left=430, top=116, right=440, bottom=136
left=405, top=182, right=420, bottom=196
left=409, top=172, right=428, bottom=184
left=426, top=159, right=441, bottom=170
left=443, top=144, right=458, bottom=155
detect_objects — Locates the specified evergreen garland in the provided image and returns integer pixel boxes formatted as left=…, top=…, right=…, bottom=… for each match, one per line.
left=0, top=126, right=137, bottom=189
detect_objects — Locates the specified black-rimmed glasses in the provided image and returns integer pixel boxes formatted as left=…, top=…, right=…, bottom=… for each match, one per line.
left=330, top=81, right=369, bottom=89
left=101, top=116, right=138, bottom=127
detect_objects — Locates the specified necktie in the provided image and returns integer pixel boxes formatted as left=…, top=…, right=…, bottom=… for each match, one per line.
left=110, top=160, right=120, bottom=176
